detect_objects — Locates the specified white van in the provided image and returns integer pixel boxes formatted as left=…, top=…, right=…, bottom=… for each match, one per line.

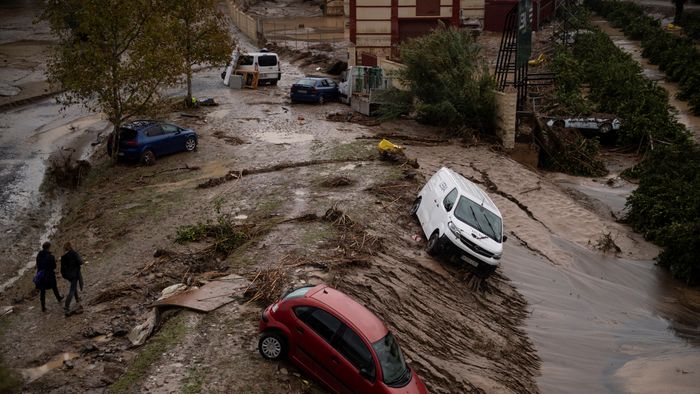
left=411, top=167, right=506, bottom=278
left=236, top=51, right=281, bottom=85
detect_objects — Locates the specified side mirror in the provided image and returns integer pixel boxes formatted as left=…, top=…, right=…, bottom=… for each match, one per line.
left=503, top=235, right=508, bottom=242
left=359, top=368, right=374, bottom=381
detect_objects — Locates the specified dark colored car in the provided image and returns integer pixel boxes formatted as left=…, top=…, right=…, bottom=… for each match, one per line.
left=290, top=77, right=339, bottom=104
left=107, top=120, right=197, bottom=165
left=258, top=284, right=428, bottom=394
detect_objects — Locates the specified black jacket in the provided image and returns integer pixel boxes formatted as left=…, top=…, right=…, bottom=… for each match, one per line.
left=60, top=250, right=82, bottom=281
left=36, top=250, right=57, bottom=289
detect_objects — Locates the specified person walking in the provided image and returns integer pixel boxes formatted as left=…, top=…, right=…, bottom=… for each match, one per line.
left=674, top=0, right=687, bottom=24
left=60, top=241, right=83, bottom=316
left=35, top=242, right=63, bottom=312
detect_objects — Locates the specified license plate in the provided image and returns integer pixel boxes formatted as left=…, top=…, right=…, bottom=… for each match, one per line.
left=297, top=89, right=307, bottom=94
left=461, top=255, right=478, bottom=267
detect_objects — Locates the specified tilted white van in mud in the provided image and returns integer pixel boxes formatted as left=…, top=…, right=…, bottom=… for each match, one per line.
left=411, top=167, right=506, bottom=278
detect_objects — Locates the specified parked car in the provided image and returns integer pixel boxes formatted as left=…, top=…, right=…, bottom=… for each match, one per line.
left=411, top=167, right=506, bottom=278
left=546, top=116, right=621, bottom=134
left=290, top=77, right=339, bottom=104
left=236, top=50, right=281, bottom=85
left=107, top=120, right=197, bottom=165
left=258, top=284, right=428, bottom=394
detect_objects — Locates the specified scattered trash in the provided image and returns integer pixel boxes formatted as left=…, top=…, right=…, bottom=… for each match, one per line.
left=411, top=234, right=422, bottom=242
left=128, top=308, right=160, bottom=346
left=158, top=283, right=189, bottom=300
left=377, top=139, right=419, bottom=168
left=20, top=352, right=79, bottom=383
left=154, top=274, right=250, bottom=312
left=82, top=327, right=104, bottom=338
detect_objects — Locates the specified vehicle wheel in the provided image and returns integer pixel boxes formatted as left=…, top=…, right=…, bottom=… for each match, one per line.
left=554, top=120, right=565, bottom=128
left=426, top=231, right=442, bottom=256
left=599, top=123, right=612, bottom=134
left=318, top=95, right=325, bottom=105
left=410, top=197, right=422, bottom=216
left=140, top=150, right=156, bottom=166
left=270, top=79, right=278, bottom=86
left=185, top=137, right=197, bottom=152
left=258, top=331, right=287, bottom=361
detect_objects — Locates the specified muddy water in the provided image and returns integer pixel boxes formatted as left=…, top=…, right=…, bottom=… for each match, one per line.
left=0, top=100, right=108, bottom=290
left=592, top=18, right=700, bottom=142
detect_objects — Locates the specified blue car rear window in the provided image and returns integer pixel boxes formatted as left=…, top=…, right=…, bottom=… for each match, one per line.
left=119, top=128, right=137, bottom=141
left=297, top=79, right=317, bottom=87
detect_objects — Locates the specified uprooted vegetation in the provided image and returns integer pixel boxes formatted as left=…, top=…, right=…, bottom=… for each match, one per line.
left=44, top=149, right=92, bottom=190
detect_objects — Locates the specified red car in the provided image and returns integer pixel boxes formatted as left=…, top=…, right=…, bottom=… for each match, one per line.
left=258, top=284, right=428, bottom=394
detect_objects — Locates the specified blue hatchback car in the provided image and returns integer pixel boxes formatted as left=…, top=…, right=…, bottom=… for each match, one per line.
left=107, top=120, right=198, bottom=165
left=290, top=77, right=339, bottom=104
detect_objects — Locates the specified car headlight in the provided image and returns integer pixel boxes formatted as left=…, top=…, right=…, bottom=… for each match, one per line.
left=493, top=253, right=502, bottom=260
left=447, top=221, right=460, bottom=235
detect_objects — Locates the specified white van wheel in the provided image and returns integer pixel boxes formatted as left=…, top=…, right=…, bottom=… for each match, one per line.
left=410, top=197, right=421, bottom=216
left=426, top=231, right=441, bottom=256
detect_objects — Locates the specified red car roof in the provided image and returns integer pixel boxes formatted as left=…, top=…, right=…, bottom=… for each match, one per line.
left=308, top=285, right=388, bottom=343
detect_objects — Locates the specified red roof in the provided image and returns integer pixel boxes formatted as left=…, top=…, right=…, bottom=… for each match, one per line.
left=309, top=285, right=388, bottom=343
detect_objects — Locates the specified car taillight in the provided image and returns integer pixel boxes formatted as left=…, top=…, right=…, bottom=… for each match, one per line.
left=126, top=140, right=138, bottom=146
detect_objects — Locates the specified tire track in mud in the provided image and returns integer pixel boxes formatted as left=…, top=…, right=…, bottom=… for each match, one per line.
left=333, top=214, right=540, bottom=394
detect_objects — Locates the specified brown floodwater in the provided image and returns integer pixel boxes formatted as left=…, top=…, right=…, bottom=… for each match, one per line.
left=503, top=167, right=700, bottom=393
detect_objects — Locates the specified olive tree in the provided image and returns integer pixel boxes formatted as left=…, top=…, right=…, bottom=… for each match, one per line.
left=43, top=0, right=181, bottom=157
left=168, top=0, right=235, bottom=106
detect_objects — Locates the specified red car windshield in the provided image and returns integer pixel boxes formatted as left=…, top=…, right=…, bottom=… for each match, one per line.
left=372, top=332, right=410, bottom=387
left=282, top=286, right=314, bottom=301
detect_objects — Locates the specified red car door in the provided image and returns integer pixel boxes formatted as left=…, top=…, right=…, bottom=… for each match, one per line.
left=291, top=306, right=354, bottom=393
left=330, top=324, right=379, bottom=393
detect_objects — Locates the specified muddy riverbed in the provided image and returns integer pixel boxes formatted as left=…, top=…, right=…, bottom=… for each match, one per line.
left=2, top=5, right=700, bottom=394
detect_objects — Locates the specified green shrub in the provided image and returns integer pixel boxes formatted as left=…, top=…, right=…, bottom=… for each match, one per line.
left=679, top=11, right=700, bottom=41
left=396, top=24, right=497, bottom=136
left=625, top=142, right=700, bottom=284
left=590, top=0, right=700, bottom=115
left=373, top=88, right=414, bottom=121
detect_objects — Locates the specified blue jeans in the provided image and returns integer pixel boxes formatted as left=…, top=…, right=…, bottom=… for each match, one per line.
left=64, top=279, right=80, bottom=313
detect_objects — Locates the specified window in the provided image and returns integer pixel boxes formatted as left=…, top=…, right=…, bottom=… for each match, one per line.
left=335, top=326, right=375, bottom=378
left=119, top=128, right=137, bottom=141
left=454, top=196, right=503, bottom=242
left=320, top=80, right=330, bottom=87
left=372, top=332, right=409, bottom=387
left=416, top=0, right=440, bottom=16
left=297, top=78, right=317, bottom=87
left=283, top=286, right=314, bottom=301
left=239, top=55, right=254, bottom=66
left=294, top=306, right=341, bottom=342
left=145, top=126, right=164, bottom=137
left=443, top=188, right=458, bottom=212
left=161, top=124, right=179, bottom=134
left=258, top=55, right=278, bottom=67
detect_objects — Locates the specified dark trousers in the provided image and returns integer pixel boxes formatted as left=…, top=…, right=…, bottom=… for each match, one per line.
left=64, top=279, right=80, bottom=313
left=40, top=284, right=62, bottom=311
left=675, top=2, right=684, bottom=24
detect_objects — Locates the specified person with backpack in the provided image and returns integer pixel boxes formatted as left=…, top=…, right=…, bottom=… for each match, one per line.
left=35, top=242, right=63, bottom=312
left=60, top=241, right=83, bottom=316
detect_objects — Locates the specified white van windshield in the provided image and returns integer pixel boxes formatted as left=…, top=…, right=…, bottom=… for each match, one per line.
left=454, top=196, right=502, bottom=242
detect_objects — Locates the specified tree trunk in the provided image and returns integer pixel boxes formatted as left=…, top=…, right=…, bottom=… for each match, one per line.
left=186, top=67, right=193, bottom=105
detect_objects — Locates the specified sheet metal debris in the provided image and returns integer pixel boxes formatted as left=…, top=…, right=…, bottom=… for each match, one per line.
left=154, top=274, right=249, bottom=312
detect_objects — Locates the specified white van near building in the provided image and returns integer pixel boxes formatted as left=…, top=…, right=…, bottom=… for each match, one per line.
left=411, top=167, right=506, bottom=278
left=235, top=50, right=281, bottom=85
